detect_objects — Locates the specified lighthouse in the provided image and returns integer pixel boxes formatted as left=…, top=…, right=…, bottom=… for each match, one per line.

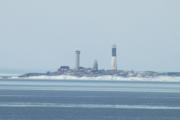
left=111, top=45, right=117, bottom=70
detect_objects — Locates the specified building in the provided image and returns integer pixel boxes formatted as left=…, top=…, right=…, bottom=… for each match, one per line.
left=75, top=50, right=80, bottom=70
left=111, top=45, right=117, bottom=70
left=93, top=60, right=98, bottom=71
left=58, top=66, right=70, bottom=72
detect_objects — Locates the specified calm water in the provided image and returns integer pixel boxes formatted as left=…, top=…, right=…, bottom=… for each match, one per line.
left=0, top=79, right=180, bottom=120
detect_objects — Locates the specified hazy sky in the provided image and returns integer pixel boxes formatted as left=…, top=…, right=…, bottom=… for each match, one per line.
left=0, top=0, right=180, bottom=73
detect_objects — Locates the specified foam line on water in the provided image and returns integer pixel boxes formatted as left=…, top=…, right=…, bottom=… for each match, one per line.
left=0, top=86, right=179, bottom=93
left=1, top=81, right=180, bottom=88
left=0, top=103, right=180, bottom=110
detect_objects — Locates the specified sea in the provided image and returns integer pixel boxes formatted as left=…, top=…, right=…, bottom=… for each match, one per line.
left=0, top=78, right=180, bottom=120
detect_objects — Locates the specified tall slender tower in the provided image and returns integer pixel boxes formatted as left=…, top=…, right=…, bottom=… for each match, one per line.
left=93, top=60, right=98, bottom=71
left=75, top=50, right=80, bottom=70
left=111, top=45, right=117, bottom=70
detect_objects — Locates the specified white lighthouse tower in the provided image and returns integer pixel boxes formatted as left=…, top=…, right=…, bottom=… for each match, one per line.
left=111, top=45, right=117, bottom=70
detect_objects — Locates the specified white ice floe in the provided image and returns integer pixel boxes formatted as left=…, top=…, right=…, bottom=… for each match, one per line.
left=1, top=75, right=180, bottom=93
left=0, top=73, right=19, bottom=79
left=19, top=75, right=180, bottom=82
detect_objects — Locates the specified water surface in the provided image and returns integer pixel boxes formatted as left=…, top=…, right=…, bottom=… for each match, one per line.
left=0, top=79, right=180, bottom=120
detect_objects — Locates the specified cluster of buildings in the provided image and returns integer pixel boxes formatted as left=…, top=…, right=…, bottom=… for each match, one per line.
left=20, top=45, right=180, bottom=78
left=53, top=45, right=160, bottom=77
left=57, top=45, right=117, bottom=73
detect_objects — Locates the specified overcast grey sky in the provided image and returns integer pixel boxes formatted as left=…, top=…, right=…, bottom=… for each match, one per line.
left=0, top=0, right=180, bottom=73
